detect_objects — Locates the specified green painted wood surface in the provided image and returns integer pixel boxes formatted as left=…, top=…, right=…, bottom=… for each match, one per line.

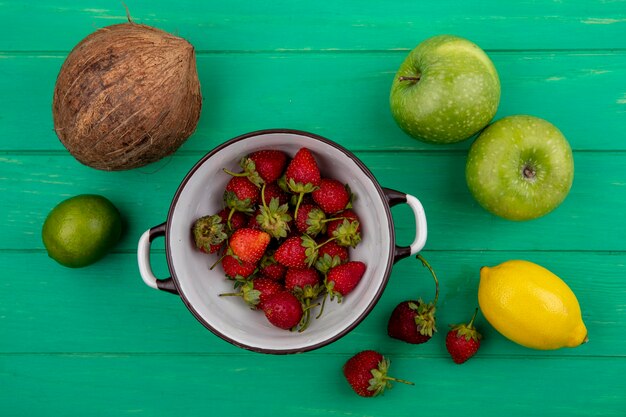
left=3, top=52, right=626, bottom=151
left=1, top=1, right=625, bottom=416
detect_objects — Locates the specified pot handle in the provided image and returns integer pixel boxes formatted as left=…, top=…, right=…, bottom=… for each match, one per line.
left=137, top=222, right=179, bottom=295
left=382, top=188, right=428, bottom=263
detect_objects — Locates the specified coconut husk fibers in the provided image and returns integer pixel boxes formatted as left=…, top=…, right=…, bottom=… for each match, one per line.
left=52, top=23, right=202, bottom=170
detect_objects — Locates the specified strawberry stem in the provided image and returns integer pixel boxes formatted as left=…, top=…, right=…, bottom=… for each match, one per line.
left=385, top=376, right=415, bottom=386
left=218, top=292, right=241, bottom=297
left=416, top=254, right=439, bottom=306
left=227, top=207, right=236, bottom=230
left=223, top=168, right=247, bottom=177
left=293, top=192, right=305, bottom=221
left=303, top=302, right=321, bottom=312
left=315, top=293, right=328, bottom=319
left=468, top=307, right=479, bottom=329
left=316, top=236, right=337, bottom=249
left=260, top=183, right=268, bottom=209
left=298, top=301, right=321, bottom=333
left=209, top=252, right=227, bottom=270
left=321, top=215, right=347, bottom=224
left=298, top=310, right=309, bottom=332
left=298, top=299, right=311, bottom=331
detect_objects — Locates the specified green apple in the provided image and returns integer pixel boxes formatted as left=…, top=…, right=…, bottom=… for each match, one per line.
left=466, top=115, right=574, bottom=221
left=389, top=35, right=500, bottom=144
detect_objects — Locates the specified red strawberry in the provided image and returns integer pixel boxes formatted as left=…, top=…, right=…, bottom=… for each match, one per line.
left=221, top=254, right=257, bottom=279
left=286, top=148, right=321, bottom=190
left=229, top=228, right=271, bottom=264
left=220, top=277, right=284, bottom=310
left=206, top=244, right=223, bottom=254
left=262, top=291, right=303, bottom=330
left=314, top=240, right=349, bottom=274
left=252, top=278, right=285, bottom=309
left=343, top=350, right=413, bottom=397
left=326, top=209, right=362, bottom=248
left=388, top=255, right=439, bottom=344
left=249, top=150, right=288, bottom=184
left=295, top=204, right=327, bottom=236
left=247, top=208, right=262, bottom=229
left=312, top=178, right=351, bottom=214
left=317, top=240, right=349, bottom=262
left=285, top=267, right=323, bottom=331
left=387, top=301, right=433, bottom=344
left=326, top=261, right=366, bottom=301
left=285, top=268, right=321, bottom=292
left=224, top=150, right=288, bottom=187
left=446, top=308, right=482, bottom=364
left=224, top=176, right=259, bottom=216
left=259, top=251, right=287, bottom=281
left=274, top=235, right=322, bottom=269
left=285, top=148, right=321, bottom=220
left=260, top=262, right=286, bottom=281
left=192, top=214, right=228, bottom=254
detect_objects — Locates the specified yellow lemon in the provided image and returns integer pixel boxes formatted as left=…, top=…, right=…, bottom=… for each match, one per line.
left=478, top=260, right=587, bottom=350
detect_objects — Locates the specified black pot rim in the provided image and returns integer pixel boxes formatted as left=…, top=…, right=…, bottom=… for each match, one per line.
left=164, top=128, right=396, bottom=354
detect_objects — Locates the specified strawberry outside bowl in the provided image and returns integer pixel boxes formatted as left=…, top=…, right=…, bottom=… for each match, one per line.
left=137, top=129, right=427, bottom=354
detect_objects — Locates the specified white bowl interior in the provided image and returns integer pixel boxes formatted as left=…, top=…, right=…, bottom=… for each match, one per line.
left=168, top=132, right=393, bottom=352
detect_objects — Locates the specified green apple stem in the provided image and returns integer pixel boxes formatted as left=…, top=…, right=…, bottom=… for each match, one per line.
left=523, top=165, right=536, bottom=180
left=416, top=254, right=439, bottom=306
left=398, top=75, right=421, bottom=83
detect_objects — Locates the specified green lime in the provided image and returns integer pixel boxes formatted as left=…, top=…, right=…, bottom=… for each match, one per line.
left=42, top=194, right=122, bottom=268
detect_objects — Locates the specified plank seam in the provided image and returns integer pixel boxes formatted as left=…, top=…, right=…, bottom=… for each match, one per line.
left=0, top=352, right=622, bottom=359
left=1, top=48, right=626, bottom=56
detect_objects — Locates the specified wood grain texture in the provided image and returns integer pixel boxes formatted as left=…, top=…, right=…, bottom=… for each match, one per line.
left=1, top=1, right=625, bottom=416
left=1, top=52, right=625, bottom=152
left=1, top=355, right=624, bottom=417
left=1, top=153, right=624, bottom=251
left=0, top=251, right=622, bottom=356
left=2, top=0, right=626, bottom=51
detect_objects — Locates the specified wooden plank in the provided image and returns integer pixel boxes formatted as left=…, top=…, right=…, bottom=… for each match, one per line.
left=1, top=353, right=624, bottom=417
left=0, top=251, right=621, bottom=356
left=1, top=52, right=625, bottom=152
left=1, top=0, right=626, bottom=51
left=1, top=152, right=624, bottom=251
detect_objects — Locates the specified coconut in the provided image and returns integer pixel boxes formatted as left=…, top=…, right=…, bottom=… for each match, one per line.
left=52, top=22, right=202, bottom=170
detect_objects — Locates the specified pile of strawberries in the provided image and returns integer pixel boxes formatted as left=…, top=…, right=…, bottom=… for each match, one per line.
left=192, top=147, right=367, bottom=331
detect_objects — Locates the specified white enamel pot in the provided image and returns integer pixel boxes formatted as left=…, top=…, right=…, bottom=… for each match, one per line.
left=137, top=129, right=427, bottom=354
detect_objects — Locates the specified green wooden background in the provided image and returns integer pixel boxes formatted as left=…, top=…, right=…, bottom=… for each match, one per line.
left=1, top=1, right=625, bottom=416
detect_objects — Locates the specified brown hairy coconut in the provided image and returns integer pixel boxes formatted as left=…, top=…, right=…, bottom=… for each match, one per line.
left=52, top=22, right=202, bottom=170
